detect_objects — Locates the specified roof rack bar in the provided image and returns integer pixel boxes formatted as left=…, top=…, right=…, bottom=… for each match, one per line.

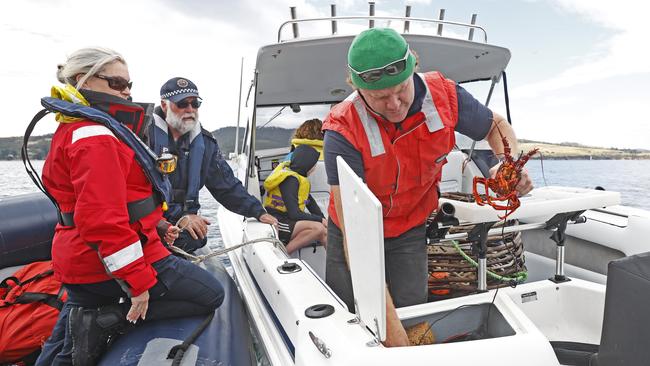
left=404, top=5, right=411, bottom=33
left=369, top=2, right=375, bottom=28
left=290, top=7, right=299, bottom=39
left=277, top=16, right=488, bottom=43
left=468, top=14, right=477, bottom=40
left=437, top=9, right=446, bottom=36
left=331, top=4, right=338, bottom=34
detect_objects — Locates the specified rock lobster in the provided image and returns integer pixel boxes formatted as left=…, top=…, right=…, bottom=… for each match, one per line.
left=472, top=129, right=538, bottom=219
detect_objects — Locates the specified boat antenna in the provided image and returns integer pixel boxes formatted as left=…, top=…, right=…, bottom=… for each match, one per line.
left=502, top=71, right=512, bottom=124
left=331, top=4, right=337, bottom=34
left=290, top=7, right=299, bottom=39
left=235, top=57, right=244, bottom=156
left=368, top=2, right=375, bottom=28
left=468, top=14, right=478, bottom=40
left=437, top=9, right=446, bottom=36
left=404, top=5, right=411, bottom=33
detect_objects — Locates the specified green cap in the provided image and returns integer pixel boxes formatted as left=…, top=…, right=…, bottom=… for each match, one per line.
left=347, top=28, right=416, bottom=90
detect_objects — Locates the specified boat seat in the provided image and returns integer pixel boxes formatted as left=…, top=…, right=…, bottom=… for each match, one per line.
left=551, top=251, right=650, bottom=366
left=440, top=150, right=466, bottom=193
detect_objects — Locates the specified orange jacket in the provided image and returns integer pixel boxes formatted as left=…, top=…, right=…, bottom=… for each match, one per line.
left=43, top=119, right=169, bottom=296
left=323, top=72, right=458, bottom=238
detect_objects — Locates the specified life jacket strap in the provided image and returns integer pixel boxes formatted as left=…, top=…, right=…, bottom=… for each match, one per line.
left=59, top=194, right=159, bottom=227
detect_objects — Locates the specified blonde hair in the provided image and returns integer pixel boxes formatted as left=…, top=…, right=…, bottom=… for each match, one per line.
left=293, top=118, right=324, bottom=140
left=57, top=47, right=126, bottom=89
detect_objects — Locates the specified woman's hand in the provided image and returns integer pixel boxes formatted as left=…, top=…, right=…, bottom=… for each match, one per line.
left=127, top=290, right=149, bottom=323
left=164, top=225, right=180, bottom=245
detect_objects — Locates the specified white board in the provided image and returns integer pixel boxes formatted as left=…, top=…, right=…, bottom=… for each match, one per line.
left=440, top=186, right=621, bottom=223
left=336, top=156, right=386, bottom=341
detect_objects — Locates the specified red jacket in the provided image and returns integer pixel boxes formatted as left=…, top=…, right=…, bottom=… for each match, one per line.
left=43, top=120, right=170, bottom=296
left=323, top=72, right=458, bottom=238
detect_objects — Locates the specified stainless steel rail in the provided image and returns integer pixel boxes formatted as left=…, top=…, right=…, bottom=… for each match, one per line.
left=277, top=15, right=488, bottom=43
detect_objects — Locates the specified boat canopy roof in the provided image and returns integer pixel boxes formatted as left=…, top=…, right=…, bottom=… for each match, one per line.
left=254, top=34, right=511, bottom=106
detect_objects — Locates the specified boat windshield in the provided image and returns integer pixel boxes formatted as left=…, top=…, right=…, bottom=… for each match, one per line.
left=255, top=104, right=331, bottom=151
left=253, top=75, right=501, bottom=153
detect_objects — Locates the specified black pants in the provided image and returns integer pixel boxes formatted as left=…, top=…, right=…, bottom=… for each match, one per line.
left=325, top=218, right=428, bottom=313
left=36, top=254, right=224, bottom=366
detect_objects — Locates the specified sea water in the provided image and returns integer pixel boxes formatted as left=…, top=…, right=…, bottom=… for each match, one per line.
left=3, top=159, right=650, bottom=251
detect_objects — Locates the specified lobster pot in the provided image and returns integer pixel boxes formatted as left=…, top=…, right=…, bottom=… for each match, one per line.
left=427, top=220, right=526, bottom=301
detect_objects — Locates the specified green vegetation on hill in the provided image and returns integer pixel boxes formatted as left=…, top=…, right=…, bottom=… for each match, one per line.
left=4, top=129, right=648, bottom=160
left=0, top=134, right=52, bottom=160
left=519, top=139, right=650, bottom=160
left=4, top=126, right=296, bottom=160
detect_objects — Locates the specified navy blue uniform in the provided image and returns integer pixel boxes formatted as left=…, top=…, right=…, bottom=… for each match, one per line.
left=149, top=108, right=266, bottom=251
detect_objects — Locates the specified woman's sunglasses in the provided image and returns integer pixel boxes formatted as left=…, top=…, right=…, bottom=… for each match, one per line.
left=348, top=45, right=411, bottom=83
left=95, top=74, right=133, bottom=92
left=175, top=98, right=202, bottom=109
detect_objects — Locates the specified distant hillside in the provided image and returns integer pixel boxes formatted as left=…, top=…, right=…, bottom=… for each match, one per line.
left=3, top=127, right=295, bottom=160
left=5, top=130, right=649, bottom=160
left=519, top=139, right=650, bottom=160
left=0, top=134, right=52, bottom=160
left=212, top=126, right=294, bottom=154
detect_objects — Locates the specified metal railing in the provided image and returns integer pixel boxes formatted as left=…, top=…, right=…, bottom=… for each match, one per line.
left=278, top=3, right=486, bottom=43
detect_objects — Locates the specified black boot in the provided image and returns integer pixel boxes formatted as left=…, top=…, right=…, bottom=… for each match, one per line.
left=69, top=304, right=128, bottom=366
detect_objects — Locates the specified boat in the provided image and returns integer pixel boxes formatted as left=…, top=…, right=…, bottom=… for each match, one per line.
left=0, top=192, right=257, bottom=366
left=216, top=4, right=650, bottom=365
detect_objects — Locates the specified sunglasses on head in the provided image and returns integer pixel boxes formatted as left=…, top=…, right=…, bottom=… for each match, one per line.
left=95, top=74, right=133, bottom=92
left=348, top=45, right=411, bottom=83
left=175, top=98, right=202, bottom=109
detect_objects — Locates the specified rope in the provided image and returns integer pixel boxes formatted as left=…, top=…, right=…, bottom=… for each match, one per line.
left=169, top=237, right=287, bottom=264
left=167, top=311, right=215, bottom=366
left=450, top=240, right=527, bottom=283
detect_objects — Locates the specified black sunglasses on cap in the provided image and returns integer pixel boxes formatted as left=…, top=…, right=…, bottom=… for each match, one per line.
left=95, top=74, right=133, bottom=91
left=348, top=45, right=411, bottom=83
left=175, top=98, right=202, bottom=109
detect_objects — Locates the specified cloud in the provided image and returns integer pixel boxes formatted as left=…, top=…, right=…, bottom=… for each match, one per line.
left=513, top=0, right=650, bottom=98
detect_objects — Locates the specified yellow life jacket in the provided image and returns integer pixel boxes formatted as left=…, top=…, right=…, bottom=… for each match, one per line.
left=50, top=84, right=90, bottom=123
left=263, top=161, right=311, bottom=213
left=291, top=138, right=324, bottom=160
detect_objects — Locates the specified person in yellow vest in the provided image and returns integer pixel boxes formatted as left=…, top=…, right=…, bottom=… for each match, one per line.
left=287, top=118, right=324, bottom=161
left=264, top=145, right=327, bottom=254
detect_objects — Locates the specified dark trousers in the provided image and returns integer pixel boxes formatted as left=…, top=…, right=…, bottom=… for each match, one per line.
left=325, top=218, right=428, bottom=313
left=35, top=254, right=224, bottom=366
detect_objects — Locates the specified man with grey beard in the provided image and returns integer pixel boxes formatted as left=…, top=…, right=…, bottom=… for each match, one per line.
left=149, top=77, right=277, bottom=253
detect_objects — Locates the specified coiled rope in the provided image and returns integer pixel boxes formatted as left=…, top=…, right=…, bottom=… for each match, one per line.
left=450, top=240, right=527, bottom=283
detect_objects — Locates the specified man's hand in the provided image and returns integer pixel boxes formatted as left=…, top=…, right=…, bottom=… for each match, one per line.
left=488, top=164, right=534, bottom=196
left=178, top=214, right=211, bottom=240
left=127, top=290, right=149, bottom=323
left=258, top=213, right=278, bottom=230
left=514, top=168, right=533, bottom=196
left=164, top=225, right=180, bottom=245
left=321, top=217, right=327, bottom=227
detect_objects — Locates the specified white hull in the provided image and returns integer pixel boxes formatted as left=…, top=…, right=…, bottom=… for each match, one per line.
left=218, top=9, right=650, bottom=364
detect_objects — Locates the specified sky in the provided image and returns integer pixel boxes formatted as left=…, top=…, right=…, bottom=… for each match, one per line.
left=1, top=0, right=649, bottom=149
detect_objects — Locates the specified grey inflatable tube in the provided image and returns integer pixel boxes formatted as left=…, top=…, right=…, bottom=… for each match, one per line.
left=0, top=192, right=57, bottom=269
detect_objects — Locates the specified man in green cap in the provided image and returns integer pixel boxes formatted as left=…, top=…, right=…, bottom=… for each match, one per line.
left=322, top=28, right=533, bottom=347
